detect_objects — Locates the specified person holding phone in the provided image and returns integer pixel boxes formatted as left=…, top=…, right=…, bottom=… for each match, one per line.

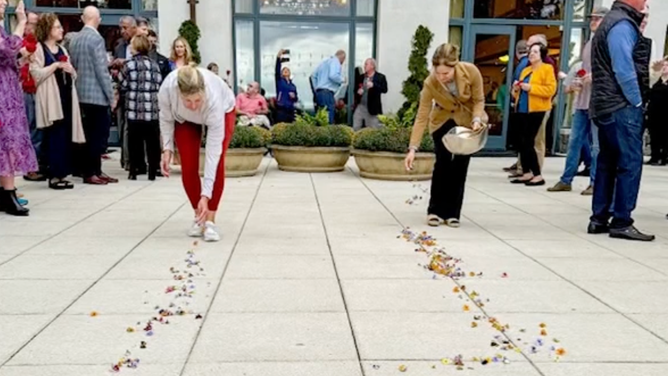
left=274, top=49, right=298, bottom=123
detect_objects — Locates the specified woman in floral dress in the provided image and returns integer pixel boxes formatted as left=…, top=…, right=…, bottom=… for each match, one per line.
left=0, top=0, right=38, bottom=216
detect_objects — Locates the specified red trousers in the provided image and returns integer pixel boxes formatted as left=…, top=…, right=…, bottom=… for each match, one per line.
left=174, top=110, right=236, bottom=211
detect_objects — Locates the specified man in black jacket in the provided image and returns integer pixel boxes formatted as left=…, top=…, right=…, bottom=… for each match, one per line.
left=147, top=29, right=172, bottom=84
left=588, top=0, right=653, bottom=241
left=353, top=58, right=388, bottom=131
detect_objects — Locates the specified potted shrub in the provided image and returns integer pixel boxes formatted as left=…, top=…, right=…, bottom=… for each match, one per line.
left=352, top=105, right=436, bottom=181
left=198, top=126, right=269, bottom=177
left=270, top=109, right=354, bottom=172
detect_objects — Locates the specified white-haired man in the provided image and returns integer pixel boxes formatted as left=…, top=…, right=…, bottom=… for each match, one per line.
left=353, top=58, right=388, bottom=131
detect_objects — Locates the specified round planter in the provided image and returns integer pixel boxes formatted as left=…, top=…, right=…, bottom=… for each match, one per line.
left=271, top=145, right=350, bottom=173
left=352, top=149, right=435, bottom=181
left=198, top=148, right=266, bottom=177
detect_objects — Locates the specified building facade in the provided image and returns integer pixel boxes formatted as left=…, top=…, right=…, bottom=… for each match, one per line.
left=3, top=0, right=666, bottom=151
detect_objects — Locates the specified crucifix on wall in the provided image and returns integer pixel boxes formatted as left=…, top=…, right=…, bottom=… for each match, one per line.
left=187, top=0, right=199, bottom=23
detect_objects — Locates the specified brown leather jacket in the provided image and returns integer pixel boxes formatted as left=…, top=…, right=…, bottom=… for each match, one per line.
left=409, top=61, right=486, bottom=148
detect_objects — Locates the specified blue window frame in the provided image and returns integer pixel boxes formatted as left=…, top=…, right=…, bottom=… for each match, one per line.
left=232, top=0, right=378, bottom=124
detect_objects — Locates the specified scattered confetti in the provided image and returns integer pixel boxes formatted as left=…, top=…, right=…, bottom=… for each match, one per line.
left=398, top=364, right=407, bottom=372
left=556, top=348, right=566, bottom=356
left=90, top=311, right=98, bottom=317
left=463, top=305, right=470, bottom=312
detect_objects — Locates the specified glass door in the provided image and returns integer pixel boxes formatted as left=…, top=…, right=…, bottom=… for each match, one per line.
left=465, top=25, right=516, bottom=151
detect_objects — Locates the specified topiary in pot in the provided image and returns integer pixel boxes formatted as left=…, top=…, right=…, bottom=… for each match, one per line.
left=197, top=126, right=270, bottom=177
left=270, top=109, right=353, bottom=172
left=229, top=126, right=270, bottom=149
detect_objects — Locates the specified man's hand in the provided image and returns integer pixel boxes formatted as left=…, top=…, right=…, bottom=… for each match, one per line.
left=366, top=80, right=374, bottom=89
left=160, top=150, right=172, bottom=178
left=195, top=196, right=210, bottom=225
left=357, top=88, right=364, bottom=96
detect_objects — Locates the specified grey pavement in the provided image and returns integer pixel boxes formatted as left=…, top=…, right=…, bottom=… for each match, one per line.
left=1, top=155, right=667, bottom=376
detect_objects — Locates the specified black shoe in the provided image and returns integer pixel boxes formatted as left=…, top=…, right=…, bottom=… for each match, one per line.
left=128, top=172, right=137, bottom=181
left=576, top=168, right=591, bottom=177
left=525, top=179, right=546, bottom=187
left=0, top=188, right=29, bottom=216
left=646, top=159, right=659, bottom=165
left=587, top=221, right=609, bottom=234
left=148, top=171, right=156, bottom=181
left=609, top=226, right=655, bottom=242
left=503, top=163, right=518, bottom=172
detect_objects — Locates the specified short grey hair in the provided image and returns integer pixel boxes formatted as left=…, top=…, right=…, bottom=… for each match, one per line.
left=136, top=17, right=149, bottom=28
left=365, top=58, right=377, bottom=68
left=516, top=40, right=528, bottom=55
left=529, top=34, right=548, bottom=47
left=335, top=49, right=346, bottom=58
left=120, top=15, right=137, bottom=27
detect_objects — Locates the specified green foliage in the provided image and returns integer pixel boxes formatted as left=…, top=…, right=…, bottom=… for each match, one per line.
left=229, top=126, right=270, bottom=149
left=353, top=127, right=434, bottom=154
left=178, top=20, right=201, bottom=64
left=271, top=123, right=354, bottom=147
left=377, top=102, right=418, bottom=130
left=294, top=108, right=330, bottom=128
left=399, top=25, right=434, bottom=119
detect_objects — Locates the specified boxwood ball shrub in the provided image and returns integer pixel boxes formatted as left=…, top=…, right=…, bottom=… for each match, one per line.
left=271, top=123, right=354, bottom=148
left=353, top=127, right=434, bottom=153
left=229, top=126, right=270, bottom=149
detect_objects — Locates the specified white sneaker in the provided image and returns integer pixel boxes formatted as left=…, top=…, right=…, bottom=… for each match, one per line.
left=203, top=221, right=221, bottom=242
left=187, top=222, right=204, bottom=238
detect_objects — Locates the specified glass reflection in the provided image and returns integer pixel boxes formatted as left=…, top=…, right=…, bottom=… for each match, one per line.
left=474, top=0, right=564, bottom=20
left=35, top=0, right=132, bottom=9
left=235, top=19, right=255, bottom=91
left=259, top=21, right=350, bottom=110
left=260, top=0, right=350, bottom=16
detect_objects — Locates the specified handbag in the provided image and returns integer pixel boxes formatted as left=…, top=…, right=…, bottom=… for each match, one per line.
left=436, top=81, right=489, bottom=155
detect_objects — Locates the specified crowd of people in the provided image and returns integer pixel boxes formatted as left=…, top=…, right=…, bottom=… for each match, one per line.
left=0, top=0, right=663, bottom=243
left=404, top=0, right=661, bottom=242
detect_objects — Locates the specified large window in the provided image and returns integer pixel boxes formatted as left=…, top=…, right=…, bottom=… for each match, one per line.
left=233, top=0, right=377, bottom=115
left=35, top=0, right=132, bottom=9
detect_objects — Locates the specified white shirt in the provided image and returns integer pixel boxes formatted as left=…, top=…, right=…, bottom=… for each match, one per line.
left=159, top=68, right=236, bottom=199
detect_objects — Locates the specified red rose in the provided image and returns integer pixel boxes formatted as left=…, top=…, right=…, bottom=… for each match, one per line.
left=23, top=34, right=37, bottom=53
left=58, top=55, right=69, bottom=63
left=576, top=69, right=587, bottom=78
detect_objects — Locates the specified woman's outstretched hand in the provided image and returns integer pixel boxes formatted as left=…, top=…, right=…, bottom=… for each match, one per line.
left=404, top=149, right=416, bottom=171
left=160, top=150, right=172, bottom=178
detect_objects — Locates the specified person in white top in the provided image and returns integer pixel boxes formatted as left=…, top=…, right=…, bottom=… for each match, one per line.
left=159, top=65, right=236, bottom=242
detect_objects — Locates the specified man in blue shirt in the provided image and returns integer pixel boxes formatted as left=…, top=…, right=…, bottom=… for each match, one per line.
left=503, top=40, right=529, bottom=161
left=311, top=50, right=346, bottom=124
left=589, top=0, right=653, bottom=241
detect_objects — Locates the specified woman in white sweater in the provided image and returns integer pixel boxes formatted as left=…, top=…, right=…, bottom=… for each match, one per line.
left=159, top=65, right=236, bottom=242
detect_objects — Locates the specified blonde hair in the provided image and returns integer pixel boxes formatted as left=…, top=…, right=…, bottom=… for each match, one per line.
left=130, top=34, right=151, bottom=56
left=170, top=36, right=193, bottom=63
left=432, top=43, right=460, bottom=67
left=177, top=65, right=205, bottom=96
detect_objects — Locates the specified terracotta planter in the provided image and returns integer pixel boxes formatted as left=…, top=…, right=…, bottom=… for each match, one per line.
left=271, top=145, right=350, bottom=172
left=352, top=149, right=434, bottom=181
left=198, top=148, right=266, bottom=177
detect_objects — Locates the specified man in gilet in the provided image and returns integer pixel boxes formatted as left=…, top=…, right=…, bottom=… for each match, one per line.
left=588, top=0, right=654, bottom=241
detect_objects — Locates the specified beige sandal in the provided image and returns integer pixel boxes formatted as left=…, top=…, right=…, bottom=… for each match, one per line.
left=445, top=218, right=460, bottom=228
left=427, top=215, right=442, bottom=227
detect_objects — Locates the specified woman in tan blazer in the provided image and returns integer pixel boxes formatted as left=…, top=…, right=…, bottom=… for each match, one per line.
left=405, top=43, right=486, bottom=228
left=31, top=13, right=84, bottom=190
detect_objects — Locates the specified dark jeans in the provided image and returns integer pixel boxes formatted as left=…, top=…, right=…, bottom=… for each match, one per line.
left=80, top=103, right=110, bottom=178
left=128, top=120, right=161, bottom=175
left=275, top=106, right=295, bottom=123
left=428, top=120, right=471, bottom=220
left=315, top=89, right=335, bottom=124
left=517, top=112, right=546, bottom=176
left=44, top=120, right=72, bottom=179
left=592, top=106, right=644, bottom=228
left=24, top=93, right=46, bottom=172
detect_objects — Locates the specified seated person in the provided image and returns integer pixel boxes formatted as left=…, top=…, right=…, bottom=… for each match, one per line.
left=236, top=82, right=271, bottom=129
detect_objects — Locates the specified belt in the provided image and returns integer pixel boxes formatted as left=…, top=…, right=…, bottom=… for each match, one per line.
left=316, top=88, right=334, bottom=93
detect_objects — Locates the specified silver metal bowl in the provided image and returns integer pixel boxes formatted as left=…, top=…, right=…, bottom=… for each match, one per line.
left=442, top=125, right=489, bottom=155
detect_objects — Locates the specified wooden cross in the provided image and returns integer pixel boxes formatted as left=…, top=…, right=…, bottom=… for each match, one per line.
left=187, top=0, right=199, bottom=23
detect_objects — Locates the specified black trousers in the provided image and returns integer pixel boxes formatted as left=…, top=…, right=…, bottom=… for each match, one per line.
left=428, top=120, right=471, bottom=220
left=128, top=120, right=161, bottom=175
left=44, top=120, right=72, bottom=179
left=517, top=112, right=545, bottom=176
left=648, top=119, right=668, bottom=162
left=80, top=103, right=110, bottom=178
left=275, top=106, right=295, bottom=123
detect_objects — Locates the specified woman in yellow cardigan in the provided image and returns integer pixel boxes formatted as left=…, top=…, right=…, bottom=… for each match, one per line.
left=511, top=43, right=557, bottom=186
left=404, top=43, right=486, bottom=228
